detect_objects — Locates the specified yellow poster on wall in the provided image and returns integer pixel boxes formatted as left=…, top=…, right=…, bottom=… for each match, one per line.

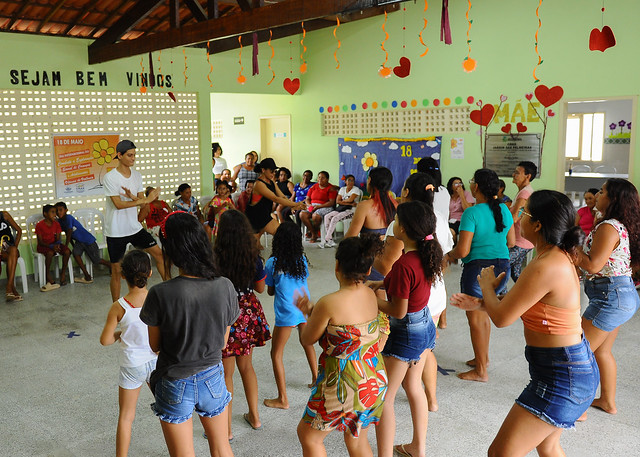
left=53, top=133, right=119, bottom=198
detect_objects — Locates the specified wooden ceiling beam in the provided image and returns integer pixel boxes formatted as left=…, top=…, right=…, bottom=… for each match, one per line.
left=87, top=0, right=133, bottom=39
left=6, top=2, right=32, bottom=29
left=184, top=0, right=209, bottom=21
left=236, top=0, right=252, bottom=12
left=37, top=0, right=68, bottom=32
left=89, top=0, right=407, bottom=64
left=89, top=0, right=165, bottom=47
left=208, top=0, right=220, bottom=18
left=62, top=1, right=97, bottom=35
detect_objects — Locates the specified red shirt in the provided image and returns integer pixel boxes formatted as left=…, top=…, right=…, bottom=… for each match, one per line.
left=35, top=219, right=62, bottom=245
left=146, top=201, right=171, bottom=228
left=384, top=251, right=432, bottom=313
left=236, top=191, right=251, bottom=213
left=307, top=183, right=337, bottom=205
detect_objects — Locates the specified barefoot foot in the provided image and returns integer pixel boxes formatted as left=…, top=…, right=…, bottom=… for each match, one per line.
left=427, top=398, right=439, bottom=412
left=465, top=358, right=489, bottom=368
left=591, top=397, right=617, bottom=415
left=308, top=379, right=317, bottom=388
left=263, top=398, right=289, bottom=409
left=457, top=368, right=488, bottom=382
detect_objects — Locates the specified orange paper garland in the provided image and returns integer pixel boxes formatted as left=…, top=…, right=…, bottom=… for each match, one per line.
left=418, top=1, right=429, bottom=57
left=300, top=22, right=308, bottom=74
left=267, top=30, right=275, bottom=85
left=379, top=11, right=391, bottom=77
left=237, top=36, right=246, bottom=84
left=533, top=0, right=543, bottom=83
left=182, top=48, right=188, bottom=87
left=333, top=17, right=341, bottom=69
left=462, top=0, right=477, bottom=72
left=139, top=56, right=147, bottom=93
left=206, top=41, right=213, bottom=87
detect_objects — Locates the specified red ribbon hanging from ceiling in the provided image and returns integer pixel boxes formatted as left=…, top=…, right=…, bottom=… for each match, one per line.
left=440, top=0, right=452, bottom=45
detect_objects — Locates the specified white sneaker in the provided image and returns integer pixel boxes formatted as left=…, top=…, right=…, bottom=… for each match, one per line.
left=326, top=240, right=336, bottom=248
left=317, top=242, right=325, bottom=249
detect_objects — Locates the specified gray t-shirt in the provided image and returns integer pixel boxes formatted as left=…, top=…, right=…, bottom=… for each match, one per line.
left=140, top=275, right=240, bottom=390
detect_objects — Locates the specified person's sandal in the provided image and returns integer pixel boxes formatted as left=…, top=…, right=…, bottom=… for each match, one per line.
left=6, top=292, right=23, bottom=302
left=75, top=277, right=93, bottom=284
left=40, top=283, right=60, bottom=292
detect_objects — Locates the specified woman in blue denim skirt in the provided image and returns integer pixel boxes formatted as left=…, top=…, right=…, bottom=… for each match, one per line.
left=577, top=178, right=640, bottom=418
left=444, top=169, right=515, bottom=382
left=140, top=212, right=239, bottom=457
left=452, top=190, right=599, bottom=456
left=370, top=201, right=443, bottom=457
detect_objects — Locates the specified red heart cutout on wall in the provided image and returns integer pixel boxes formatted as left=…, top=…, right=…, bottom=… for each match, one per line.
left=516, top=122, right=527, bottom=133
left=534, top=84, right=564, bottom=108
left=283, top=78, right=300, bottom=95
left=470, top=104, right=495, bottom=127
left=501, top=123, right=512, bottom=134
left=393, top=57, right=411, bottom=78
left=589, top=26, right=616, bottom=52
left=525, top=93, right=533, bottom=101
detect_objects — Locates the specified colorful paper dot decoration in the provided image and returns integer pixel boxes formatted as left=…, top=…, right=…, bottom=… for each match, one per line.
left=362, top=102, right=368, bottom=109
left=319, top=107, right=325, bottom=113
left=372, top=102, right=378, bottom=109
left=422, top=99, right=429, bottom=106
left=343, top=105, right=348, bottom=112
left=462, top=57, right=477, bottom=73
left=433, top=99, right=440, bottom=106
left=351, top=103, right=357, bottom=110
left=391, top=101, right=398, bottom=108
left=411, top=99, right=418, bottom=107
left=443, top=98, right=451, bottom=106
left=382, top=101, right=388, bottom=108
left=334, top=105, right=340, bottom=112
left=467, top=96, right=474, bottom=104
left=327, top=106, right=333, bottom=113
left=401, top=101, right=408, bottom=108
left=455, top=96, right=463, bottom=104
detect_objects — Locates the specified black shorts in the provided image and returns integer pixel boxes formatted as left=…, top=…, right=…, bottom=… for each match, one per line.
left=107, top=229, right=157, bottom=263
left=72, top=241, right=103, bottom=265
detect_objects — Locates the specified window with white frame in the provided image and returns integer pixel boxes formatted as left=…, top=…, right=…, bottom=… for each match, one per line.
left=0, top=89, right=201, bottom=230
left=565, top=112, right=605, bottom=161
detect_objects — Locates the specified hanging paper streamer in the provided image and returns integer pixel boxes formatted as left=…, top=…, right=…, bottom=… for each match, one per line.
left=533, top=0, right=543, bottom=83
left=418, top=1, right=429, bottom=57
left=206, top=41, right=213, bottom=87
left=252, top=32, right=259, bottom=76
left=158, top=50, right=162, bottom=74
left=300, top=22, right=308, bottom=74
left=333, top=16, right=341, bottom=69
left=462, top=0, right=477, bottom=72
left=379, top=11, right=391, bottom=77
left=149, top=52, right=155, bottom=88
left=139, top=56, right=147, bottom=93
left=267, top=30, right=275, bottom=85
left=440, top=0, right=452, bottom=45
left=589, top=1, right=616, bottom=52
left=182, top=48, right=188, bottom=87
left=237, top=36, right=246, bottom=84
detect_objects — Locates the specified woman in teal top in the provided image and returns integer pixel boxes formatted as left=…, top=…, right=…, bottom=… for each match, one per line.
left=444, top=168, right=515, bottom=383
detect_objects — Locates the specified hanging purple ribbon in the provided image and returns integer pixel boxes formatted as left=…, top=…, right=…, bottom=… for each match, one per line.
left=252, top=32, right=259, bottom=76
left=440, top=0, right=452, bottom=45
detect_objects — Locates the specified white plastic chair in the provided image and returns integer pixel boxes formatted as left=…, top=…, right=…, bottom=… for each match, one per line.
left=1, top=228, right=28, bottom=294
left=73, top=208, right=108, bottom=278
left=571, top=164, right=591, bottom=173
left=26, top=214, right=74, bottom=288
left=594, top=165, right=617, bottom=174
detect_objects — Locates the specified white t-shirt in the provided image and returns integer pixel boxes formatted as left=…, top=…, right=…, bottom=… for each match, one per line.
left=338, top=186, right=363, bottom=203
left=104, top=168, right=144, bottom=237
left=212, top=156, right=228, bottom=175
left=433, top=186, right=451, bottom=222
left=385, top=209, right=453, bottom=316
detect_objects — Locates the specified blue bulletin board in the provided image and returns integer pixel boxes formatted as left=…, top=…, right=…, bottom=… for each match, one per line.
left=338, top=137, right=442, bottom=196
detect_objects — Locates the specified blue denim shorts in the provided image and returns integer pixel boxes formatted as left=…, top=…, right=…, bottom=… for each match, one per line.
left=460, top=258, right=510, bottom=298
left=119, top=358, right=157, bottom=390
left=382, top=307, right=436, bottom=363
left=515, top=337, right=599, bottom=429
left=583, top=276, right=640, bottom=332
left=151, top=362, right=231, bottom=424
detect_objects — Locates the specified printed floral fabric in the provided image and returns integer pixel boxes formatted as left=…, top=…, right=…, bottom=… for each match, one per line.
left=302, top=318, right=387, bottom=437
left=208, top=196, right=235, bottom=236
left=222, top=291, right=271, bottom=357
left=583, top=219, right=632, bottom=278
left=172, top=196, right=199, bottom=216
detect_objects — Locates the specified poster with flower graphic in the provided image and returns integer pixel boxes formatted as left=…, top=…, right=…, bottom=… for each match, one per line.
left=338, top=137, right=442, bottom=196
left=53, top=133, right=119, bottom=198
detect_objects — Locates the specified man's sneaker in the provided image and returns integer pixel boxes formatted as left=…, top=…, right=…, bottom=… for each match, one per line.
left=326, top=240, right=336, bottom=248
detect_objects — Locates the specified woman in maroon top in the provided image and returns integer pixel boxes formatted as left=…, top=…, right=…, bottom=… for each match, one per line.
left=299, top=171, right=337, bottom=242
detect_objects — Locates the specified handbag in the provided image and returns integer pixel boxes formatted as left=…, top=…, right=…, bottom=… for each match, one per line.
left=335, top=205, right=351, bottom=212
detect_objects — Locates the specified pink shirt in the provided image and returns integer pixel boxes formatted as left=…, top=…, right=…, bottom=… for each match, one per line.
left=448, top=190, right=474, bottom=222
left=514, top=185, right=534, bottom=249
left=577, top=206, right=596, bottom=236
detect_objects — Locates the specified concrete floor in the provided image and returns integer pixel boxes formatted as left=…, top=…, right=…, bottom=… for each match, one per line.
left=2, top=239, right=639, bottom=456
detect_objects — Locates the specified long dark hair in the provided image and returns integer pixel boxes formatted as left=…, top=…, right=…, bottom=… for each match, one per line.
left=161, top=212, right=218, bottom=280
left=601, top=178, right=640, bottom=267
left=404, top=172, right=436, bottom=206
left=121, top=249, right=151, bottom=288
left=473, top=168, right=505, bottom=233
left=271, top=221, right=308, bottom=280
left=368, top=167, right=396, bottom=225
left=335, top=235, right=384, bottom=282
left=416, top=157, right=442, bottom=188
left=528, top=190, right=584, bottom=259
left=214, top=210, right=261, bottom=290
left=396, top=201, right=443, bottom=283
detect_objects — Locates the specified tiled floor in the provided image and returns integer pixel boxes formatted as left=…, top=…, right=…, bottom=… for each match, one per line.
left=1, top=240, right=639, bottom=456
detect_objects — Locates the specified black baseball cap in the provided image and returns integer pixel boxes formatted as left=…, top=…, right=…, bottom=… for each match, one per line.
left=116, top=140, right=136, bottom=153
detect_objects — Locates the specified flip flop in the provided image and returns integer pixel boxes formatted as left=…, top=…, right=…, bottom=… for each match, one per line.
left=394, top=444, right=413, bottom=457
left=6, top=292, right=23, bottom=302
left=75, top=277, right=93, bottom=284
left=243, top=413, right=262, bottom=430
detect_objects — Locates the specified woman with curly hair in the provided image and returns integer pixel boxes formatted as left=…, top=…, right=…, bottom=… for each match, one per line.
left=263, top=221, right=318, bottom=410
left=214, top=210, right=272, bottom=440
left=577, top=178, right=640, bottom=418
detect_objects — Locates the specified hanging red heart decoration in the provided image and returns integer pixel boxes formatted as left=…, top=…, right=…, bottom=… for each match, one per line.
left=589, top=26, right=616, bottom=52
left=534, top=84, right=564, bottom=107
left=516, top=122, right=527, bottom=133
left=469, top=104, right=495, bottom=127
left=283, top=77, right=300, bottom=95
left=393, top=57, right=411, bottom=78
left=525, top=93, right=533, bottom=101
left=501, top=123, right=512, bottom=134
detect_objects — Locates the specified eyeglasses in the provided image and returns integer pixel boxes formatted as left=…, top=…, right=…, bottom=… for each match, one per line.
left=468, top=179, right=475, bottom=185
left=517, top=207, right=533, bottom=219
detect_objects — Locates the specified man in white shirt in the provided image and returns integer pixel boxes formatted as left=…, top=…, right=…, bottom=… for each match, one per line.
left=104, top=140, right=166, bottom=300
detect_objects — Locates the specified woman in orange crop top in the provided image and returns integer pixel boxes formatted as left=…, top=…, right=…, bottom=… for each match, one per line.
left=451, top=190, right=599, bottom=457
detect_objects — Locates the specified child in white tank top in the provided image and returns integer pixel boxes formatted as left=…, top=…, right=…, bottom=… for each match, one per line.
left=100, top=250, right=157, bottom=457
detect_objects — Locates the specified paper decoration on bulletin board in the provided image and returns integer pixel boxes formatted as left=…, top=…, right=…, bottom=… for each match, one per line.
left=451, top=138, right=464, bottom=159
left=589, top=1, right=616, bottom=52
left=338, top=137, right=442, bottom=196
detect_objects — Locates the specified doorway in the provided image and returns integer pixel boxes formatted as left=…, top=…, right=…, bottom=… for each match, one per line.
left=260, top=115, right=292, bottom=170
